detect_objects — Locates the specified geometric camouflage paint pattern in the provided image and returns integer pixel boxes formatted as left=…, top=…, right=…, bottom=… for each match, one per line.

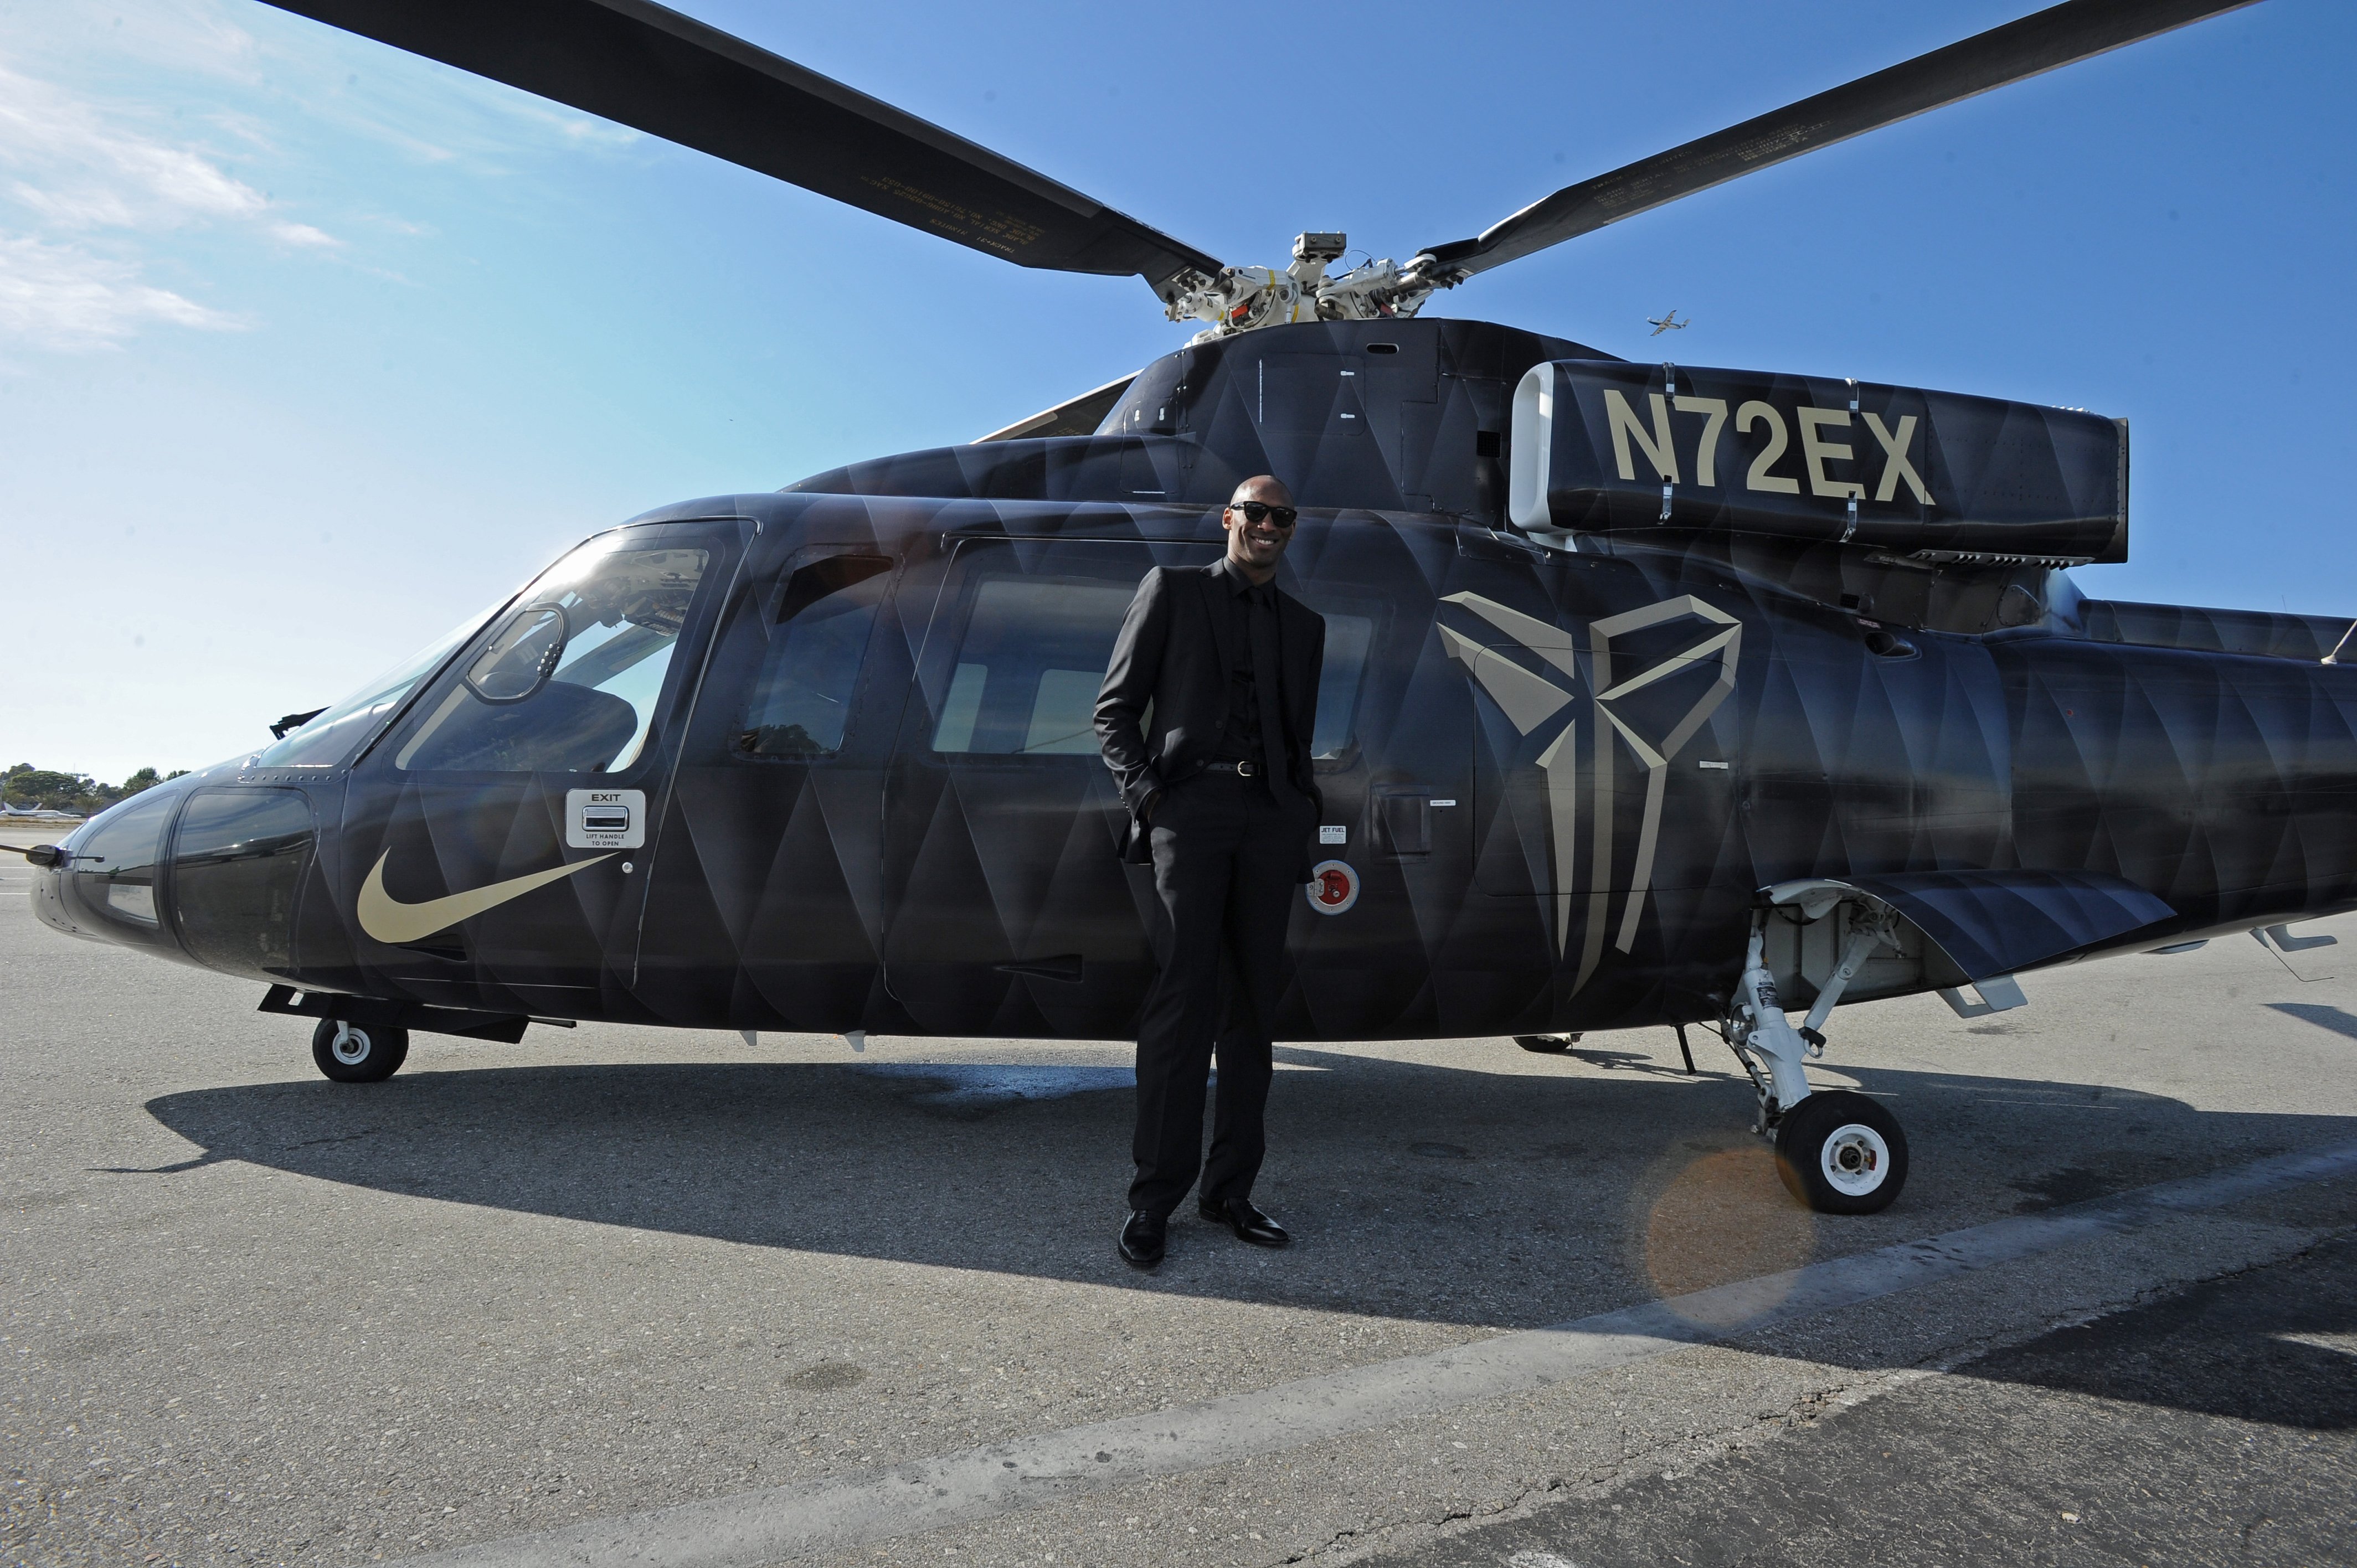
left=33, top=319, right=2357, bottom=1043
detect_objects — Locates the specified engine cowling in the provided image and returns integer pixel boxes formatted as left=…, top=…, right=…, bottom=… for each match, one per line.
left=1507, top=359, right=2127, bottom=564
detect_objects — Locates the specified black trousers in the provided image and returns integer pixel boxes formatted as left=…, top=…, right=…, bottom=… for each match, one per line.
left=1129, top=772, right=1308, bottom=1216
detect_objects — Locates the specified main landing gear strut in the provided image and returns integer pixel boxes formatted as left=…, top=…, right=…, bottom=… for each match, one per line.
left=1722, top=905, right=1910, bottom=1214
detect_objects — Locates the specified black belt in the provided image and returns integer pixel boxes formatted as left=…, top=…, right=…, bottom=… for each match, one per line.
left=1202, top=759, right=1263, bottom=777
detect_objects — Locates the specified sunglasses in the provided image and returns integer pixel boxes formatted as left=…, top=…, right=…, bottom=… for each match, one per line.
left=1226, top=501, right=1299, bottom=528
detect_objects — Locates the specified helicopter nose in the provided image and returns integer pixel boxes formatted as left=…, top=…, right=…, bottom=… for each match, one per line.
left=26, top=837, right=112, bottom=944
left=2, top=840, right=64, bottom=927
left=32, top=786, right=192, bottom=962
left=28, top=855, right=91, bottom=941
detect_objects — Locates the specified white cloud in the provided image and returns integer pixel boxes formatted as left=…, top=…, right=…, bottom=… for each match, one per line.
left=0, top=61, right=272, bottom=230
left=0, top=233, right=243, bottom=350
left=0, top=0, right=658, bottom=353
left=269, top=220, right=341, bottom=248
left=7, top=0, right=268, bottom=87
left=0, top=51, right=337, bottom=350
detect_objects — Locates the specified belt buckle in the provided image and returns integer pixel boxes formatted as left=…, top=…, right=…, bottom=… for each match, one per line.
left=1236, top=759, right=1259, bottom=777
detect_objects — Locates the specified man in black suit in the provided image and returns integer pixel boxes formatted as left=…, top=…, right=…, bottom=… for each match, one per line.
left=1095, top=474, right=1325, bottom=1270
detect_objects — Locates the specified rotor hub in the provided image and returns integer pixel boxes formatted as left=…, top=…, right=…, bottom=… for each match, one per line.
left=1162, top=233, right=1449, bottom=342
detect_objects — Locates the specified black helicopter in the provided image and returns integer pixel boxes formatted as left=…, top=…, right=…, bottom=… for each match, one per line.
left=16, top=0, right=2354, bottom=1216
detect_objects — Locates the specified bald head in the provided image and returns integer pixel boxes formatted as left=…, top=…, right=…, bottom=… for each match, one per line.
left=1230, top=474, right=1293, bottom=509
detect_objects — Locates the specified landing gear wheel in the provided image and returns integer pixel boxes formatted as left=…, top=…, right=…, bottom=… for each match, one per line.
left=311, top=1019, right=409, bottom=1084
left=1514, top=1033, right=1582, bottom=1054
left=1774, top=1090, right=1907, bottom=1214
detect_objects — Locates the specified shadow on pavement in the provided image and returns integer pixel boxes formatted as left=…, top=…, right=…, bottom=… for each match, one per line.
left=1963, top=1232, right=2357, bottom=1430
left=122, top=1043, right=2357, bottom=1363
left=2269, top=1001, right=2357, bottom=1041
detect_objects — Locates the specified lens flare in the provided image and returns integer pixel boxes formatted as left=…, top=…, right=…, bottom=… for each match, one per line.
left=1636, top=1142, right=1818, bottom=1325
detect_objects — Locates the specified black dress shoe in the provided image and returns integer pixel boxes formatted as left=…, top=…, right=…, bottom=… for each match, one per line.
left=1118, top=1210, right=1166, bottom=1270
left=1198, top=1195, right=1290, bottom=1248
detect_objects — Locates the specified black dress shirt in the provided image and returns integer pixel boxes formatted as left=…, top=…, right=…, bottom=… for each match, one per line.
left=1208, top=558, right=1301, bottom=804
left=1210, top=558, right=1270, bottom=766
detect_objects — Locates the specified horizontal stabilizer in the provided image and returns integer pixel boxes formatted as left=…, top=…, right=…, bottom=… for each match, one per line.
left=2082, top=600, right=2356, bottom=664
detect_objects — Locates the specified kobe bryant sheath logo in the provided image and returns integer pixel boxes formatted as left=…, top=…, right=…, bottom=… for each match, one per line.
left=1439, top=592, right=1740, bottom=991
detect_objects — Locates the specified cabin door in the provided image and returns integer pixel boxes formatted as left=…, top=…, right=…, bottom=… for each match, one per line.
left=339, top=519, right=744, bottom=1015
left=628, top=534, right=907, bottom=1028
left=879, top=536, right=1219, bottom=1038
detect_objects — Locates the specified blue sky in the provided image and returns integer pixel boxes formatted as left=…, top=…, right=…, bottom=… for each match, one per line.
left=2, top=0, right=2350, bottom=782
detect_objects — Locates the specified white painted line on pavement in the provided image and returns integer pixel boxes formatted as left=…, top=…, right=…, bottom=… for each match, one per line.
left=405, top=1136, right=2357, bottom=1568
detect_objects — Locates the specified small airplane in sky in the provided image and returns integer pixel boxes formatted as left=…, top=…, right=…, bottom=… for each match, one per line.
left=1648, top=310, right=1689, bottom=336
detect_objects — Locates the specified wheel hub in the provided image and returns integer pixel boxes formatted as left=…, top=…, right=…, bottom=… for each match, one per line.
left=331, top=1024, right=371, bottom=1066
left=1820, top=1123, right=1890, bottom=1196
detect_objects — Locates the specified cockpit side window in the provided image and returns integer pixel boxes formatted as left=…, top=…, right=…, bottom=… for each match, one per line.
left=393, top=543, right=711, bottom=775
left=735, top=554, right=893, bottom=759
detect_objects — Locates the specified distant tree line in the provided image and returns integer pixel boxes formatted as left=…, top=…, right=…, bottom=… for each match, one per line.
left=4, top=764, right=191, bottom=814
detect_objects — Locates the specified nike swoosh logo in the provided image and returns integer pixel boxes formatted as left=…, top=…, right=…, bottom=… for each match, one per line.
left=355, top=850, right=612, bottom=946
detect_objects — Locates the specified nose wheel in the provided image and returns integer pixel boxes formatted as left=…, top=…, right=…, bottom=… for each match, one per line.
left=311, top=1018, right=409, bottom=1083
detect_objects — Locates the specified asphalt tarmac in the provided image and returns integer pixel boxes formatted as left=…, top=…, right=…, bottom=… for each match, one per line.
left=3, top=858, right=2354, bottom=1567
left=1370, top=1232, right=2357, bottom=1568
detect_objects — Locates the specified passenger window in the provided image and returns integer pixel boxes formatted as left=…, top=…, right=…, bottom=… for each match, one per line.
left=737, top=555, right=892, bottom=758
left=395, top=544, right=709, bottom=774
left=932, top=576, right=1138, bottom=755
left=1310, top=612, right=1372, bottom=760
left=927, top=573, right=1375, bottom=760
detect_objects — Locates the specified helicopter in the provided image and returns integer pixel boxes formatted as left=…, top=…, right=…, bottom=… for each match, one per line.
left=17, top=0, right=2355, bottom=1217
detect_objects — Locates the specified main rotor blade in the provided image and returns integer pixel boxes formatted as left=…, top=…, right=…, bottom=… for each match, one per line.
left=1418, top=0, right=2260, bottom=280
left=260, top=0, right=1223, bottom=294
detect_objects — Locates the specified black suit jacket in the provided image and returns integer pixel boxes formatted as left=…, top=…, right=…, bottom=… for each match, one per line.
left=1095, top=563, right=1326, bottom=874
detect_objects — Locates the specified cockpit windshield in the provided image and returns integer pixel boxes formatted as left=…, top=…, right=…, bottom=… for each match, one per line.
left=392, top=537, right=711, bottom=775
left=249, top=611, right=491, bottom=771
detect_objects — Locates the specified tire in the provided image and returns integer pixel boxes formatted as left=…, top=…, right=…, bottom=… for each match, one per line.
left=311, top=1018, right=410, bottom=1084
left=1514, top=1033, right=1582, bottom=1054
left=1774, top=1090, right=1907, bottom=1214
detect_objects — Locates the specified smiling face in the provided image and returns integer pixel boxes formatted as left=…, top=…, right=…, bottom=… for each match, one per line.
left=1222, top=475, right=1296, bottom=581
